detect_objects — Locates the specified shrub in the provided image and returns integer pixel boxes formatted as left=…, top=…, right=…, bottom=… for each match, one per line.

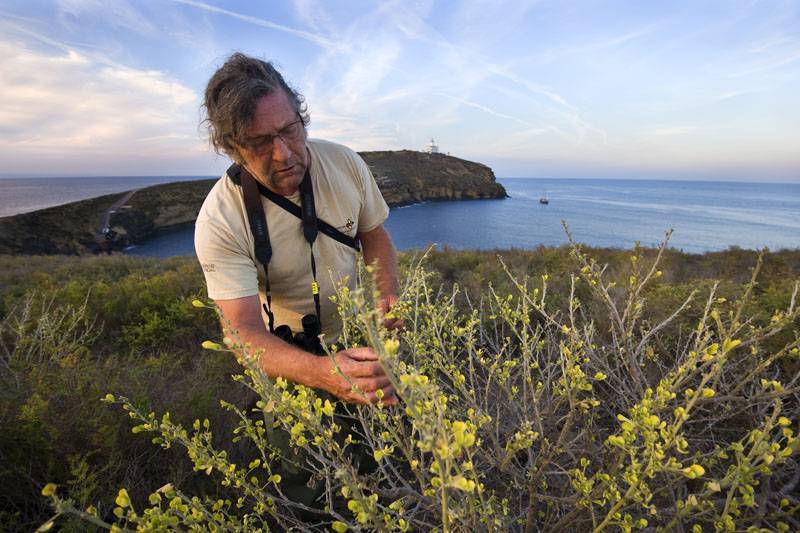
left=40, top=239, right=799, bottom=531
left=0, top=279, right=241, bottom=531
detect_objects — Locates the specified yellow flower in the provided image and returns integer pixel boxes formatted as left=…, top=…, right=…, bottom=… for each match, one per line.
left=723, top=338, right=741, bottom=352
left=202, top=340, right=223, bottom=350
left=374, top=444, right=395, bottom=462
left=701, top=388, right=715, bottom=398
left=606, top=435, right=626, bottom=447
left=644, top=415, right=661, bottom=427
left=594, top=372, right=607, bottom=381
left=451, top=475, right=476, bottom=492
left=115, top=488, right=131, bottom=508
left=383, top=338, right=400, bottom=356
left=41, top=483, right=57, bottom=497
left=681, top=464, right=705, bottom=479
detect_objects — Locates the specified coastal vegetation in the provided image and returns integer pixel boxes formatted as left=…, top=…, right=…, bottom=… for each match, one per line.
left=1, top=243, right=798, bottom=531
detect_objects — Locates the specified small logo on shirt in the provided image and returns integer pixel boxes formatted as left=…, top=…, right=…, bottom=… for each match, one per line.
left=202, top=263, right=216, bottom=272
left=337, top=218, right=355, bottom=233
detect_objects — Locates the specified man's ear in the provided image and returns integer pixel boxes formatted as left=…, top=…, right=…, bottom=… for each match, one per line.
left=229, top=143, right=246, bottom=164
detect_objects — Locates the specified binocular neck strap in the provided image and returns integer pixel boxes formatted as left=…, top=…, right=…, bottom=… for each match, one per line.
left=239, top=164, right=322, bottom=334
left=240, top=167, right=276, bottom=333
left=299, top=172, right=322, bottom=328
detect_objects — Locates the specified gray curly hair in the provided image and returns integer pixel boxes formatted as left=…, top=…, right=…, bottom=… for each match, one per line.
left=202, top=53, right=310, bottom=162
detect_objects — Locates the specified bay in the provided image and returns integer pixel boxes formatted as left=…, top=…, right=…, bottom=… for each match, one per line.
left=125, top=178, right=800, bottom=257
left=2, top=176, right=798, bottom=256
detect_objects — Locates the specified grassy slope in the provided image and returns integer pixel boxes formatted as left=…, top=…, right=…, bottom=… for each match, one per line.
left=0, top=246, right=797, bottom=530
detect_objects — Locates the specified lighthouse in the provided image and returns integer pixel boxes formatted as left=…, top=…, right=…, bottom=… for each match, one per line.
left=425, top=138, right=439, bottom=154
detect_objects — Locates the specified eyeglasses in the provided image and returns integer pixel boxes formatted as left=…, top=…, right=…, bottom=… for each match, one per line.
left=241, top=117, right=305, bottom=153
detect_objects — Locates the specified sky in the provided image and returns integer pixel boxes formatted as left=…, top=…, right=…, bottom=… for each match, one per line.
left=0, top=0, right=798, bottom=181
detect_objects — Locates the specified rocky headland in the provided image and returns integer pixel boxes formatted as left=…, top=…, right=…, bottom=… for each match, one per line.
left=361, top=150, right=506, bottom=206
left=0, top=150, right=507, bottom=255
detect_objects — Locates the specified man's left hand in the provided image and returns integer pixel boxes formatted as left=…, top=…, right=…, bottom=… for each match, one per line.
left=379, top=294, right=404, bottom=331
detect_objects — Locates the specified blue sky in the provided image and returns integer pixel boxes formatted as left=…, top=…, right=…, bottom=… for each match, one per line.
left=1, top=0, right=798, bottom=181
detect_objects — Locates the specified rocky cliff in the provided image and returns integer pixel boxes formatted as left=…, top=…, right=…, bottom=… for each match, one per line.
left=0, top=151, right=507, bottom=255
left=360, top=150, right=507, bottom=206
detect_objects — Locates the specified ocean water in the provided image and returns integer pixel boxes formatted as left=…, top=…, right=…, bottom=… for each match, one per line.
left=124, top=178, right=800, bottom=257
left=380, top=178, right=800, bottom=253
left=2, top=177, right=798, bottom=256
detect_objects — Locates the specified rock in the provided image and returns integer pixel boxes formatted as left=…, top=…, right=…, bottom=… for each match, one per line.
left=359, top=150, right=507, bottom=207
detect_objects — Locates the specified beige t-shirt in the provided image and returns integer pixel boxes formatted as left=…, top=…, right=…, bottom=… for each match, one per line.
left=194, top=138, right=389, bottom=340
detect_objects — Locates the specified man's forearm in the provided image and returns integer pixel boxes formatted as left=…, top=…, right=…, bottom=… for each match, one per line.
left=223, top=320, right=397, bottom=405
left=360, top=225, right=398, bottom=299
left=226, top=322, right=327, bottom=389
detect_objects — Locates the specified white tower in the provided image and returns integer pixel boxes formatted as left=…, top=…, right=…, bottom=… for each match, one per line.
left=425, top=138, right=439, bottom=154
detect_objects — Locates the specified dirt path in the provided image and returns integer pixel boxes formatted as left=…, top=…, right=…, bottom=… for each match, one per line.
left=96, top=189, right=138, bottom=237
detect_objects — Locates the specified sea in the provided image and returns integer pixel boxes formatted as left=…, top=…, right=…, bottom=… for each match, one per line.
left=1, top=176, right=798, bottom=256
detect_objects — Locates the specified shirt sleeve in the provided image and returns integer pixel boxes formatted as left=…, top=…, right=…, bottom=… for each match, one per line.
left=194, top=218, right=259, bottom=300
left=353, top=153, right=390, bottom=233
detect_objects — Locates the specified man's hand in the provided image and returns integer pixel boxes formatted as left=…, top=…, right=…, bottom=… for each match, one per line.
left=215, top=295, right=398, bottom=406
left=379, top=294, right=404, bottom=331
left=319, top=347, right=398, bottom=406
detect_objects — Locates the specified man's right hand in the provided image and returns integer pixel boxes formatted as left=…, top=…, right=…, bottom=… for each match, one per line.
left=319, top=347, right=398, bottom=406
left=214, top=296, right=398, bottom=406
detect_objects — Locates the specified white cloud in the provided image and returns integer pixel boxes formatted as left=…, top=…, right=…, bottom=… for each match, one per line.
left=730, top=47, right=800, bottom=77
left=290, top=0, right=336, bottom=34
left=56, top=0, right=157, bottom=35
left=0, top=37, right=207, bottom=174
left=647, top=126, right=696, bottom=136
left=171, top=0, right=342, bottom=51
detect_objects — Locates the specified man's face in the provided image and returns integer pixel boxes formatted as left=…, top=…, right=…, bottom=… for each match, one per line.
left=236, top=89, right=309, bottom=196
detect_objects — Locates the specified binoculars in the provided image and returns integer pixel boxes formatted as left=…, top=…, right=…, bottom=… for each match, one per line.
left=274, top=314, right=323, bottom=354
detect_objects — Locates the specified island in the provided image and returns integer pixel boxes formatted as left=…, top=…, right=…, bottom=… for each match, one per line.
left=0, top=150, right=507, bottom=255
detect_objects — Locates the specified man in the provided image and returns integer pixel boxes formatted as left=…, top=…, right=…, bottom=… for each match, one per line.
left=195, top=52, right=399, bottom=407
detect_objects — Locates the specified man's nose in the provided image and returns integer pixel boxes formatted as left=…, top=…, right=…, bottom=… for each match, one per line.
left=271, top=136, right=292, bottom=162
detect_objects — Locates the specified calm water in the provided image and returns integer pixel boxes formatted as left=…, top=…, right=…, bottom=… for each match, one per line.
left=124, top=178, right=800, bottom=257
left=2, top=177, right=798, bottom=256
left=381, top=178, right=800, bottom=253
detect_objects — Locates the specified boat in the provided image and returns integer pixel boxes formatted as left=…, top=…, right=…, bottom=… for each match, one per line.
left=539, top=196, right=549, bottom=205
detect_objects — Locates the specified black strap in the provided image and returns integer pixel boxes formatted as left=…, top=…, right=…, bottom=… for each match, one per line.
left=239, top=170, right=276, bottom=332
left=227, top=164, right=360, bottom=252
left=234, top=163, right=337, bottom=334
left=297, top=174, right=323, bottom=324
